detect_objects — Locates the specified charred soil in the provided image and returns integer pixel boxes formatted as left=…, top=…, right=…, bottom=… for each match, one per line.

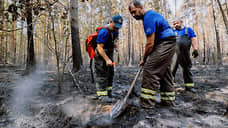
left=0, top=64, right=228, bottom=128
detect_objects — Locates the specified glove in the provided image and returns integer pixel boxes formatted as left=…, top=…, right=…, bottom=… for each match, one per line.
left=192, top=50, right=199, bottom=58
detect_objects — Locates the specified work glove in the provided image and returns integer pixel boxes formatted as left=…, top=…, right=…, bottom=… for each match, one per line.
left=192, top=50, right=199, bottom=58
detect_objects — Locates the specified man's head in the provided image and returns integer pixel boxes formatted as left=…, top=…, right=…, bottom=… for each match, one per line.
left=110, top=14, right=123, bottom=31
left=128, top=1, right=144, bottom=20
left=173, top=18, right=183, bottom=30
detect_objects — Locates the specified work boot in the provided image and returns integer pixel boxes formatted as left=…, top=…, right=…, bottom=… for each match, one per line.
left=98, top=96, right=114, bottom=103
left=140, top=98, right=155, bottom=109
left=108, top=90, right=112, bottom=98
left=185, top=87, right=196, bottom=93
left=160, top=101, right=175, bottom=107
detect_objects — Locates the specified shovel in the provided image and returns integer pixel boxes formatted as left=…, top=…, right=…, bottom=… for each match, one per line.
left=110, top=66, right=142, bottom=119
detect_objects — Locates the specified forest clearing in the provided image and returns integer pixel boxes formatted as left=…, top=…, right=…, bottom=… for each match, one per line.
left=0, top=0, right=228, bottom=128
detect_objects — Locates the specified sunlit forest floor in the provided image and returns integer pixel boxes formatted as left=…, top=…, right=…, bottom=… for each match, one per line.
left=0, top=64, right=228, bottom=128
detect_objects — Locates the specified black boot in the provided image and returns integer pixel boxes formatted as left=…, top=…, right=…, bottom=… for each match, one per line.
left=108, top=90, right=112, bottom=98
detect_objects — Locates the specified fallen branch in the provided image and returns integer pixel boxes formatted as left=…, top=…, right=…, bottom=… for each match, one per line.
left=65, top=61, right=83, bottom=94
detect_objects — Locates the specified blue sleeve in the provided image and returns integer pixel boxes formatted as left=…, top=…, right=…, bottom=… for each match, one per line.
left=143, top=16, right=156, bottom=36
left=187, top=27, right=196, bottom=38
left=116, top=30, right=119, bottom=35
left=96, top=29, right=109, bottom=44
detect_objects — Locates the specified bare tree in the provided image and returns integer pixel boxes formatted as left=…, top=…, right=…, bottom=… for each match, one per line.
left=212, top=0, right=222, bottom=65
left=70, top=0, right=82, bottom=72
left=26, top=0, right=35, bottom=71
left=12, top=14, right=17, bottom=64
left=0, top=0, right=4, bottom=64
left=216, top=0, right=228, bottom=34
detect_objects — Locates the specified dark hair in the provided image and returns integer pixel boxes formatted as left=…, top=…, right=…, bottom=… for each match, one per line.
left=128, top=1, right=142, bottom=11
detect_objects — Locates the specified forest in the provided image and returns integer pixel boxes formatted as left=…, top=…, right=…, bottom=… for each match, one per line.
left=0, top=0, right=228, bottom=127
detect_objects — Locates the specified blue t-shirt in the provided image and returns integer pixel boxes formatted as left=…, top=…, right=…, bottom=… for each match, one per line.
left=143, top=10, right=175, bottom=42
left=174, top=27, right=196, bottom=39
left=96, top=28, right=119, bottom=44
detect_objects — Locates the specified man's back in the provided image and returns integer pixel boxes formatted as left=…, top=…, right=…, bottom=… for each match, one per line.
left=143, top=10, right=175, bottom=42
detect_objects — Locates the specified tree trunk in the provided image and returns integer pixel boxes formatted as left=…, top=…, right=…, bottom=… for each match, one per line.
left=4, top=0, right=8, bottom=64
left=70, top=0, right=82, bottom=72
left=44, top=13, right=49, bottom=69
left=164, top=0, right=167, bottom=19
left=203, top=28, right=206, bottom=64
left=216, top=0, right=228, bottom=34
left=0, top=0, right=4, bottom=64
left=138, top=22, right=143, bottom=61
left=131, top=20, right=134, bottom=65
left=128, top=16, right=132, bottom=65
left=154, top=0, right=160, bottom=13
left=226, top=0, right=228, bottom=16
left=212, top=0, right=223, bottom=65
left=175, top=0, right=177, bottom=17
left=19, top=20, right=24, bottom=64
left=26, top=0, right=35, bottom=71
left=12, top=20, right=17, bottom=64
left=194, top=0, right=199, bottom=49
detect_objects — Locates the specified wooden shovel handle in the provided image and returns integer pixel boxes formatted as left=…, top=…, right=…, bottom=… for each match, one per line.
left=123, top=66, right=143, bottom=102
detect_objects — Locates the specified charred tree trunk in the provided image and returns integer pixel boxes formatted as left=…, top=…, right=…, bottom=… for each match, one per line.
left=203, top=29, right=206, bottom=64
left=26, top=0, right=35, bottom=71
left=212, top=0, right=223, bottom=65
left=70, top=0, right=82, bottom=72
left=216, top=0, right=228, bottom=34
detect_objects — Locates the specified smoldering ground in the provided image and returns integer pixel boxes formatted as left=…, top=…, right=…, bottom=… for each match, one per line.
left=0, top=65, right=228, bottom=128
left=1, top=65, right=114, bottom=128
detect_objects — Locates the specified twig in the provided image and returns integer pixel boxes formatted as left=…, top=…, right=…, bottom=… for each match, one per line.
left=65, top=60, right=83, bottom=94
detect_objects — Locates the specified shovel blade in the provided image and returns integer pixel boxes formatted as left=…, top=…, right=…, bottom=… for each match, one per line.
left=110, top=100, right=127, bottom=119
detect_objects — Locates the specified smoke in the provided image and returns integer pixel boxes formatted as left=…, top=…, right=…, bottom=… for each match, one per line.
left=60, top=96, right=96, bottom=123
left=9, top=67, right=45, bottom=116
left=60, top=96, right=113, bottom=127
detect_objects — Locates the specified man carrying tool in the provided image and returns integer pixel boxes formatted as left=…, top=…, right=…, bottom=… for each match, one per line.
left=172, top=18, right=198, bottom=92
left=95, top=14, right=123, bottom=103
left=128, top=1, right=176, bottom=108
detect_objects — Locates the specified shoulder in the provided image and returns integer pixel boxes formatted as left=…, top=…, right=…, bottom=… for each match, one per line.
left=186, top=27, right=194, bottom=32
left=144, top=10, right=161, bottom=18
left=99, top=28, right=109, bottom=34
left=98, top=28, right=109, bottom=37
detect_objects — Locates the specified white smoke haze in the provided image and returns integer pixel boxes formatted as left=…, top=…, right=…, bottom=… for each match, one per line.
left=6, top=66, right=47, bottom=128
left=60, top=96, right=98, bottom=123
left=10, top=69, right=45, bottom=115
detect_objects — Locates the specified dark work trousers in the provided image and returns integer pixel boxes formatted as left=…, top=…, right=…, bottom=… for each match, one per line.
left=140, top=36, right=176, bottom=108
left=172, top=35, right=194, bottom=88
left=94, top=49, right=114, bottom=97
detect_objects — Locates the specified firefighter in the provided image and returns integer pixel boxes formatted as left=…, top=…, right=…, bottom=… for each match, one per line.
left=172, top=18, right=198, bottom=92
left=128, top=1, right=176, bottom=108
left=95, top=15, right=123, bottom=103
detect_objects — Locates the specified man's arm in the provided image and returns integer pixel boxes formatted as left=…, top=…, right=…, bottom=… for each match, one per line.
left=191, top=37, right=199, bottom=58
left=97, top=43, right=112, bottom=66
left=191, top=37, right=197, bottom=50
left=140, top=33, right=155, bottom=65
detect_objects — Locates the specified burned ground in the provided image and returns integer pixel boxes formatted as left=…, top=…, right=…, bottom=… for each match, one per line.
left=0, top=64, right=227, bottom=128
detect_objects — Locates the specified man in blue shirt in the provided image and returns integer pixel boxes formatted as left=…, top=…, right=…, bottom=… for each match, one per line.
left=129, top=1, right=176, bottom=109
left=95, top=15, right=123, bottom=103
left=172, top=18, right=198, bottom=92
